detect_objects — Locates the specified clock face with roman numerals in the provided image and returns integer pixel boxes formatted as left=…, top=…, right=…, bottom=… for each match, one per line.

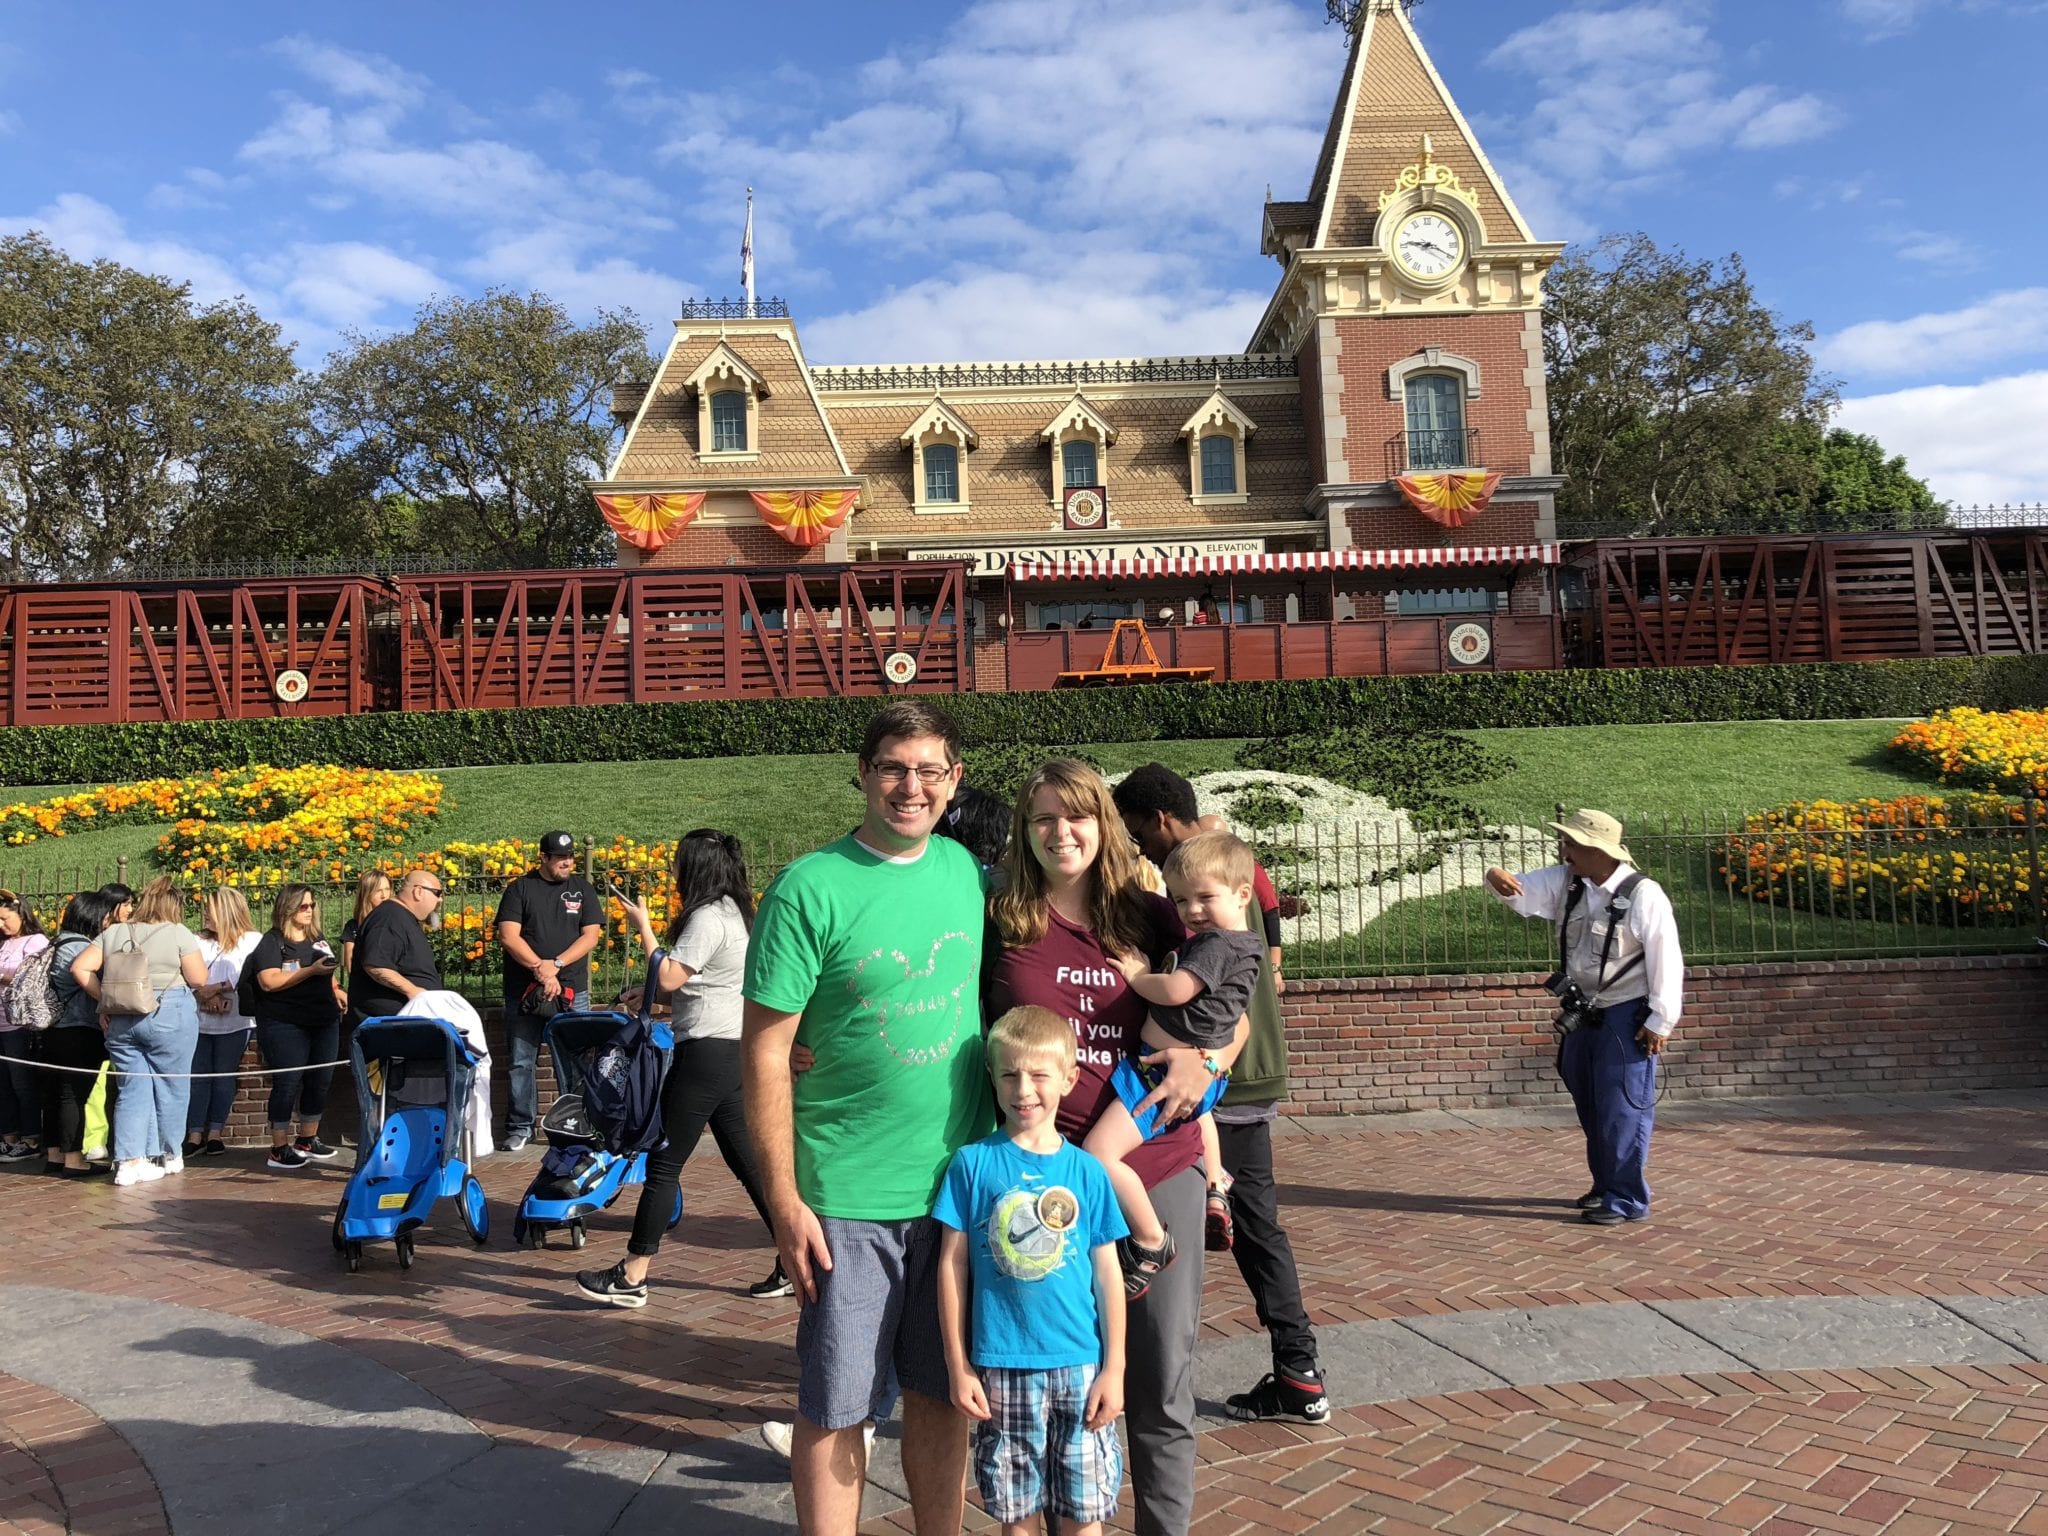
left=1393, top=211, right=1464, bottom=281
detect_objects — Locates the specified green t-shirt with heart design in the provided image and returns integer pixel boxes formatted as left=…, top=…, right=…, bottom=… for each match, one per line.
left=745, top=833, right=992, bottom=1220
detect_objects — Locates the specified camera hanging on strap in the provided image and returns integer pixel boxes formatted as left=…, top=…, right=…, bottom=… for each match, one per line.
left=1545, top=873, right=1646, bottom=1035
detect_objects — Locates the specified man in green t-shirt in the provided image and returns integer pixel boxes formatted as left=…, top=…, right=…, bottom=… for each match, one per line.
left=743, top=698, right=991, bottom=1535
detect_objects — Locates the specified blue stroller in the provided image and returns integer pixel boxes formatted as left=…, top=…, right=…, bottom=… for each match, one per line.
left=332, top=1016, right=491, bottom=1273
left=511, top=1009, right=680, bottom=1250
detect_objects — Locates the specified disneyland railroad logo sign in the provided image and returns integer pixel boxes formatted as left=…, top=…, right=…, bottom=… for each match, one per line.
left=907, top=538, right=1266, bottom=578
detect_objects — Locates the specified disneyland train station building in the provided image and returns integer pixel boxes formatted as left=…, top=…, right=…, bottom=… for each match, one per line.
left=590, top=0, right=1569, bottom=688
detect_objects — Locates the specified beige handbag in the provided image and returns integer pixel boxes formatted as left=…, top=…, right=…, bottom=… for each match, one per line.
left=99, top=926, right=160, bottom=1017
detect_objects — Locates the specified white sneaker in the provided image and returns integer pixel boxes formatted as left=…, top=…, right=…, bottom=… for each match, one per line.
left=761, top=1421, right=875, bottom=1459
left=159, top=1153, right=184, bottom=1175
left=114, top=1161, right=167, bottom=1187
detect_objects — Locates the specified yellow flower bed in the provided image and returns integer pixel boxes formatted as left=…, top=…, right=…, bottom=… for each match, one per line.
left=1717, top=794, right=2032, bottom=926
left=0, top=766, right=446, bottom=882
left=1892, top=707, right=2048, bottom=798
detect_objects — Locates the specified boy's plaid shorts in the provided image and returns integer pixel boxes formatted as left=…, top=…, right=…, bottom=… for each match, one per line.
left=972, top=1363, right=1122, bottom=1525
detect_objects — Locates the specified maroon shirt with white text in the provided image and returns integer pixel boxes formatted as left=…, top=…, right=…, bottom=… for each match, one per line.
left=984, top=892, right=1199, bottom=1190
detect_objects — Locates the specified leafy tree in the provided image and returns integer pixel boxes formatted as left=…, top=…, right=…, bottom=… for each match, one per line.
left=1751, top=424, right=1946, bottom=532
left=0, top=231, right=310, bottom=579
left=313, top=291, right=653, bottom=569
left=1544, top=232, right=1866, bottom=536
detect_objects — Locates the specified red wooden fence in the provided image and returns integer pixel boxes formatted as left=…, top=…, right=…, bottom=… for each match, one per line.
left=1, top=580, right=368, bottom=726
left=1585, top=533, right=2048, bottom=668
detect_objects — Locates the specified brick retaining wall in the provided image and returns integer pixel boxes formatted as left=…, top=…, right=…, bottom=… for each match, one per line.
left=1276, top=954, right=2048, bottom=1116
left=198, top=954, right=2048, bottom=1145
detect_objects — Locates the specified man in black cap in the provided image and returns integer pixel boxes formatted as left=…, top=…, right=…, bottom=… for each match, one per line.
left=495, top=831, right=605, bottom=1152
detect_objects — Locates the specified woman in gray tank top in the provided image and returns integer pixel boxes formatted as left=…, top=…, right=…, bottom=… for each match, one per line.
left=574, top=829, right=784, bottom=1308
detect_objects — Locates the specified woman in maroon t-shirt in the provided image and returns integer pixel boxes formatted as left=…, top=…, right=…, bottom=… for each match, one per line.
left=984, top=758, right=1244, bottom=1536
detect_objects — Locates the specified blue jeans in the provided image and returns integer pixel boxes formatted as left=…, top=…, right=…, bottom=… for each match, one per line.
left=1557, top=998, right=1657, bottom=1220
left=504, top=997, right=583, bottom=1136
left=105, top=988, right=200, bottom=1164
left=186, top=1028, right=252, bottom=1136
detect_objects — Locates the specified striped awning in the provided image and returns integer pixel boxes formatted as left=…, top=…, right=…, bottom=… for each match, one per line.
left=1006, top=543, right=1559, bottom=582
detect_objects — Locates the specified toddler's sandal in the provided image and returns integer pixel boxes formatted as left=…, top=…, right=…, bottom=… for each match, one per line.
left=1118, top=1232, right=1178, bottom=1300
left=1205, top=1186, right=1235, bottom=1251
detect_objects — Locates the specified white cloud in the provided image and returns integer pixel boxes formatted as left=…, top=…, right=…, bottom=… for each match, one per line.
left=1818, top=289, right=2048, bottom=378
left=249, top=241, right=444, bottom=329
left=653, top=0, right=1334, bottom=359
left=805, top=262, right=1271, bottom=365
left=1839, top=0, right=1939, bottom=38
left=272, top=36, right=426, bottom=110
left=1837, top=371, right=2048, bottom=506
left=1840, top=0, right=2040, bottom=41
left=1483, top=3, right=1837, bottom=233
left=1, top=193, right=253, bottom=308
left=1887, top=228, right=1974, bottom=268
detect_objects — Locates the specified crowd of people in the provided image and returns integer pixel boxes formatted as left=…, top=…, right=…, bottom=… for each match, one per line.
left=0, top=697, right=1685, bottom=1536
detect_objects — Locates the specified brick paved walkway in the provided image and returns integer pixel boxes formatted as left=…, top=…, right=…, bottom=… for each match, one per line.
left=1, top=1090, right=2044, bottom=1532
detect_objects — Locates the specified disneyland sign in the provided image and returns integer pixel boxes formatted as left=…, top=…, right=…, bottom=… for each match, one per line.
left=908, top=538, right=1266, bottom=577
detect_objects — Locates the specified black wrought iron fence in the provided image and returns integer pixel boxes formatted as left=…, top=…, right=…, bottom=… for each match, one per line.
left=6, top=805, right=2039, bottom=1001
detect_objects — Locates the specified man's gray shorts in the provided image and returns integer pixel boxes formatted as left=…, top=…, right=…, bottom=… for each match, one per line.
left=795, top=1213, right=949, bottom=1431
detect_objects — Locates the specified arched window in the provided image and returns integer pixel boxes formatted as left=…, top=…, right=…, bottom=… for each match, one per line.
left=710, top=390, right=748, bottom=453
left=1200, top=434, right=1238, bottom=495
left=1403, top=374, right=1465, bottom=470
left=923, top=443, right=960, bottom=503
left=1063, top=438, right=1098, bottom=488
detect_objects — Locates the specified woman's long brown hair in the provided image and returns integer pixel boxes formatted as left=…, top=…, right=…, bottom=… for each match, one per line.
left=991, top=759, right=1153, bottom=956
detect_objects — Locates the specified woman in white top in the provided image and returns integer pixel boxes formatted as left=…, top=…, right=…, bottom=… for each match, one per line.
left=182, top=888, right=261, bottom=1159
left=574, top=829, right=784, bottom=1308
left=0, top=890, right=53, bottom=1163
left=71, top=876, right=211, bottom=1187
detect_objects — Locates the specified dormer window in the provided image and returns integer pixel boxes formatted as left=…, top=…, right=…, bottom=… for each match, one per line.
left=711, top=390, right=748, bottom=452
left=924, top=444, right=960, bottom=502
left=1063, top=439, right=1097, bottom=488
left=1180, top=389, right=1256, bottom=507
left=900, top=398, right=978, bottom=514
left=1200, top=435, right=1236, bottom=494
left=1039, top=395, right=1117, bottom=508
left=684, top=342, right=769, bottom=463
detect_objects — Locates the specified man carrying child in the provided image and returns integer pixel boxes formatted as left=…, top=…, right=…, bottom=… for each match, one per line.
left=936, top=1006, right=1127, bottom=1536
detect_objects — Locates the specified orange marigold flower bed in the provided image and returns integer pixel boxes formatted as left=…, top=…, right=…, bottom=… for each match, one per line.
left=1716, top=793, right=2033, bottom=926
left=1891, top=706, right=2048, bottom=798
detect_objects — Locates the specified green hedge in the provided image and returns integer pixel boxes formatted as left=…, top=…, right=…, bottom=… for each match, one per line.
left=7, top=655, right=2048, bottom=787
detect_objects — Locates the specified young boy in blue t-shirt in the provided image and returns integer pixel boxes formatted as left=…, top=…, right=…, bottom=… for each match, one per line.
left=935, top=1005, right=1128, bottom=1536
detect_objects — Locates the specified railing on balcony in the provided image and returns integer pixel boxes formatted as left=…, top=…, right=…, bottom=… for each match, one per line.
left=1391, top=427, right=1482, bottom=475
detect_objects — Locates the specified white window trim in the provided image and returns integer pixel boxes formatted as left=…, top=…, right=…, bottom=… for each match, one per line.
left=1179, top=388, right=1256, bottom=508
left=900, top=399, right=979, bottom=515
left=1038, top=394, right=1118, bottom=509
left=1386, top=347, right=1481, bottom=401
left=685, top=342, right=770, bottom=463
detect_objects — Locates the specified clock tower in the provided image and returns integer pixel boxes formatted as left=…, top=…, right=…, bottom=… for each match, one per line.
left=1251, top=0, right=1567, bottom=574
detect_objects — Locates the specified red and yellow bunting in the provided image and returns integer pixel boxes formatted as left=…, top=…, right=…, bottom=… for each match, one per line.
left=750, top=488, right=857, bottom=548
left=1395, top=471, right=1503, bottom=529
left=594, top=492, right=704, bottom=552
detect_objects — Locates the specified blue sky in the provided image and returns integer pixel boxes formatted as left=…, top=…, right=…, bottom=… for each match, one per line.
left=4, top=0, right=2046, bottom=504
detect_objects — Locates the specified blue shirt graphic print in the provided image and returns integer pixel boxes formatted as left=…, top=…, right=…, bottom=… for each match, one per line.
left=932, top=1132, right=1128, bottom=1370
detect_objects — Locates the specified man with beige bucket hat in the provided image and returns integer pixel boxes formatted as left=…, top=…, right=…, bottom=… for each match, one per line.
left=1485, top=810, right=1683, bottom=1226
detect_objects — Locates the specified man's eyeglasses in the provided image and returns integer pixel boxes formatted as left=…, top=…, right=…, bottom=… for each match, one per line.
left=418, top=885, right=446, bottom=899
left=868, top=760, right=954, bottom=788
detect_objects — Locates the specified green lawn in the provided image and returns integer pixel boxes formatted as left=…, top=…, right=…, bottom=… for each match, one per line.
left=8, top=715, right=2027, bottom=986
left=0, top=719, right=1944, bottom=903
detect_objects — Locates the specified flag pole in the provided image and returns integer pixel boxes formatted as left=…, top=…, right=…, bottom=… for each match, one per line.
left=741, top=187, right=756, bottom=319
